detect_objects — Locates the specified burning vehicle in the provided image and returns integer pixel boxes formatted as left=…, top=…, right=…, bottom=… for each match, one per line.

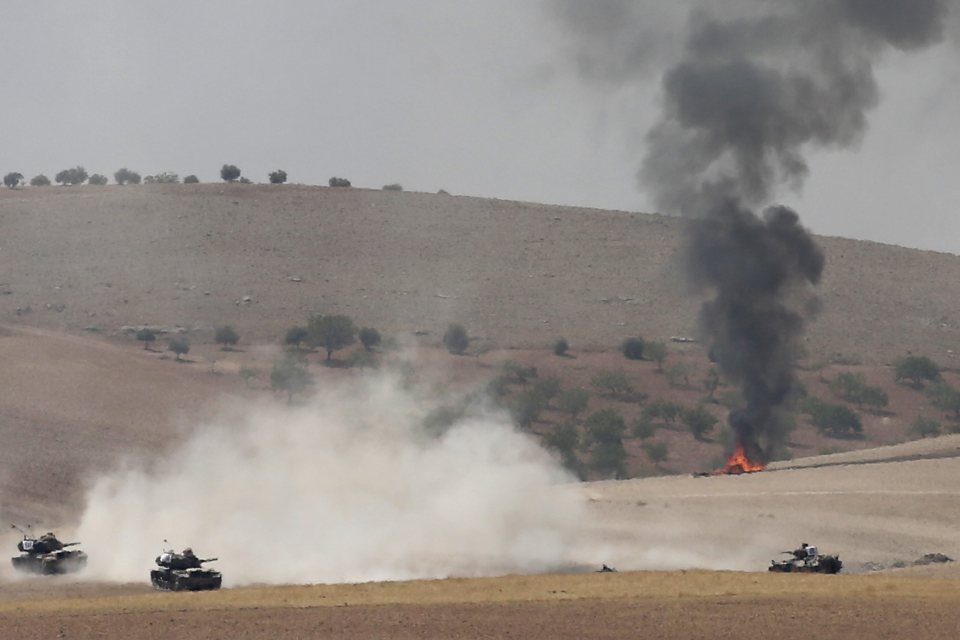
left=769, top=543, right=842, bottom=574
left=150, top=545, right=222, bottom=591
left=10, top=527, right=88, bottom=575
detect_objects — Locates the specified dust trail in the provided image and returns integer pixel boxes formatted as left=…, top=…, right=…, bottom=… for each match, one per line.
left=76, top=374, right=589, bottom=586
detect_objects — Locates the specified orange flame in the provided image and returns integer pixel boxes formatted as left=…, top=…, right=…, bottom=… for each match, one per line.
left=713, top=441, right=766, bottom=475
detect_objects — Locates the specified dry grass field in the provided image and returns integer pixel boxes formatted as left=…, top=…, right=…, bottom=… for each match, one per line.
left=2, top=185, right=960, bottom=638
left=3, top=571, right=960, bottom=639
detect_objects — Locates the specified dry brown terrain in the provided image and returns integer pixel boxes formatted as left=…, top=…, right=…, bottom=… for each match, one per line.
left=2, top=184, right=960, bottom=364
left=3, top=571, right=960, bottom=640
left=2, top=185, right=960, bottom=638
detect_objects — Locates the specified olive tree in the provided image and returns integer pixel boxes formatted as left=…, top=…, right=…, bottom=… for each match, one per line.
left=621, top=337, right=645, bottom=360
left=220, top=164, right=241, bottom=182
left=284, top=325, right=309, bottom=350
left=168, top=336, right=190, bottom=361
left=55, top=166, right=88, bottom=186
left=583, top=409, right=628, bottom=478
left=270, top=353, right=313, bottom=403
left=682, top=406, right=718, bottom=441
left=136, top=328, right=156, bottom=350
left=894, top=355, right=940, bottom=387
left=114, top=168, right=141, bottom=185
left=215, top=325, right=240, bottom=348
left=358, top=327, right=382, bottom=351
left=307, top=314, right=356, bottom=361
left=3, top=172, right=24, bottom=188
left=443, top=323, right=469, bottom=355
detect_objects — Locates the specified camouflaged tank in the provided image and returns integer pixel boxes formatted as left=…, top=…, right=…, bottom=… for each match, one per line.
left=11, top=529, right=88, bottom=575
left=769, top=543, right=842, bottom=574
left=150, top=547, right=222, bottom=591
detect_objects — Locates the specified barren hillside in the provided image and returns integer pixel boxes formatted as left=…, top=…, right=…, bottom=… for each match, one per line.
left=2, top=184, right=959, bottom=365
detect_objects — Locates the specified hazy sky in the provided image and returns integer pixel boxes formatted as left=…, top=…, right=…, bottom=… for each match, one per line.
left=3, top=1, right=959, bottom=253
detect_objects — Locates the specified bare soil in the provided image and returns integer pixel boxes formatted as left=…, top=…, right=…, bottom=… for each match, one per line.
left=2, top=184, right=960, bottom=364
left=2, top=571, right=960, bottom=640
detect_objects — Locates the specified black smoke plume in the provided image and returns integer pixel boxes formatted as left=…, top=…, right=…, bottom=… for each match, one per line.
left=549, top=0, right=952, bottom=459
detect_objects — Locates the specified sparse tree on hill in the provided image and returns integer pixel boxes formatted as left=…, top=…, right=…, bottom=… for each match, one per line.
left=510, top=390, right=547, bottom=429
left=268, top=170, right=287, bottom=184
left=553, top=337, right=569, bottom=357
left=359, top=327, right=382, bottom=351
left=382, top=183, right=403, bottom=191
left=501, top=360, right=537, bottom=385
left=533, top=378, right=561, bottom=404
left=801, top=397, right=861, bottom=437
left=220, top=164, right=241, bottom=183
left=583, top=409, right=628, bottom=478
left=632, top=416, right=658, bottom=440
left=215, top=325, right=240, bottom=349
left=284, top=325, right=309, bottom=350
left=545, top=422, right=581, bottom=475
left=270, top=353, right=313, bottom=403
left=682, top=405, right=718, bottom=441
left=184, top=174, right=199, bottom=184
left=443, top=323, right=469, bottom=355
left=621, top=337, right=645, bottom=360
left=557, top=388, right=590, bottom=418
left=136, top=328, right=156, bottom=350
left=55, top=166, right=88, bottom=186
left=88, top=174, right=108, bottom=185
left=643, top=440, right=669, bottom=466
left=643, top=399, right=682, bottom=425
left=114, top=168, right=141, bottom=185
left=645, top=341, right=667, bottom=371
left=666, top=362, right=694, bottom=388
left=143, top=172, right=178, bottom=184
left=911, top=416, right=941, bottom=438
left=894, top=355, right=941, bottom=387
left=591, top=369, right=635, bottom=401
left=168, top=336, right=190, bottom=361
left=925, top=381, right=960, bottom=419
left=307, top=314, right=356, bottom=362
left=4, top=172, right=24, bottom=188
left=329, top=177, right=351, bottom=187
left=30, top=174, right=51, bottom=186
left=829, top=372, right=888, bottom=409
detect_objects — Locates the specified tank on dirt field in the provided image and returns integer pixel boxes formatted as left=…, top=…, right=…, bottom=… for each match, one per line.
left=10, top=527, right=88, bottom=575
left=769, top=542, right=842, bottom=574
left=150, top=546, right=222, bottom=591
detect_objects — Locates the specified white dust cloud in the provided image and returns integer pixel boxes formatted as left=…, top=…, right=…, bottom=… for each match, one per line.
left=76, top=374, right=590, bottom=586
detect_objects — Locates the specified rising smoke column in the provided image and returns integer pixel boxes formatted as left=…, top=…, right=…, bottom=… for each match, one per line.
left=550, top=0, right=951, bottom=459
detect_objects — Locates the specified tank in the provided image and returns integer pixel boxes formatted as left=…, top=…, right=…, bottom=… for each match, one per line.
left=769, top=543, right=842, bottom=574
left=150, top=546, right=222, bottom=591
left=10, top=529, right=88, bottom=575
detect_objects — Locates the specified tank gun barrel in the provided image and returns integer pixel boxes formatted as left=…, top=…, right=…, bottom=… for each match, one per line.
left=62, top=542, right=81, bottom=548
left=199, top=557, right=218, bottom=563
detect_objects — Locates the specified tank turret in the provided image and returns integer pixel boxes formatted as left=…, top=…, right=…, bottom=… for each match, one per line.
left=150, top=544, right=222, bottom=591
left=10, top=526, right=87, bottom=575
left=769, top=541, right=842, bottom=574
